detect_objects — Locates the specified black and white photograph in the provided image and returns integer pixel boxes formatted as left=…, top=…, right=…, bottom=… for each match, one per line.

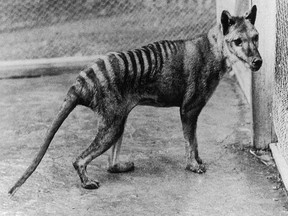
left=0, top=0, right=287, bottom=215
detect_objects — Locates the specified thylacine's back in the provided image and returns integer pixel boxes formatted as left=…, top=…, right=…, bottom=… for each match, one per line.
left=9, top=5, right=262, bottom=195
left=77, top=36, right=223, bottom=110
left=77, top=40, right=186, bottom=109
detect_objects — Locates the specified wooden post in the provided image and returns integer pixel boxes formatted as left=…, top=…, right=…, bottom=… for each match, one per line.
left=251, top=0, right=277, bottom=149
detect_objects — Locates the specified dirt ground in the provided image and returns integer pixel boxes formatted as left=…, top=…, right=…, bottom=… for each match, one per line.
left=0, top=73, right=287, bottom=216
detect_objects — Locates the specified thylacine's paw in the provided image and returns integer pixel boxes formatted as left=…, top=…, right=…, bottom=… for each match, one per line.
left=81, top=179, right=100, bottom=190
left=185, top=162, right=206, bottom=174
left=107, top=162, right=135, bottom=173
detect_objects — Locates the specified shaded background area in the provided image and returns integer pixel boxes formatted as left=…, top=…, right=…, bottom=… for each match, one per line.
left=0, top=0, right=215, bottom=60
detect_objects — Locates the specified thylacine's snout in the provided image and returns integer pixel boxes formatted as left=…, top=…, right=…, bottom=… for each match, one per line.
left=251, top=56, right=262, bottom=71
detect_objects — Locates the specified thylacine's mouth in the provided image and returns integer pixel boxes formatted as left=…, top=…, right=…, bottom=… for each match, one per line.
left=250, top=65, right=261, bottom=72
left=235, top=59, right=262, bottom=72
left=237, top=57, right=262, bottom=72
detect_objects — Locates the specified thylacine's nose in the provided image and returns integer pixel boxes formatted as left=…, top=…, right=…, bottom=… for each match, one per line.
left=252, top=57, right=262, bottom=71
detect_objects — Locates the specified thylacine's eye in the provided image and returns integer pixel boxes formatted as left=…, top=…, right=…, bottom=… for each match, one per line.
left=234, top=38, right=242, bottom=46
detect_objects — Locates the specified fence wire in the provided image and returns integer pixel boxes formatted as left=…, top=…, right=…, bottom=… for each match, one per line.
left=273, top=0, right=288, bottom=163
left=0, top=0, right=216, bottom=60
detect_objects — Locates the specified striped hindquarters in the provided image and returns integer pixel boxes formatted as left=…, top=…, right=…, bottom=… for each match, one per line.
left=77, top=40, right=184, bottom=106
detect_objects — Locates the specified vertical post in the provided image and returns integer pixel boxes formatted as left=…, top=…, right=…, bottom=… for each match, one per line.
left=251, top=0, right=277, bottom=149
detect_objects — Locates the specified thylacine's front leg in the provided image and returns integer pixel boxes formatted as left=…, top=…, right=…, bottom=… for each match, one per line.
left=180, top=106, right=206, bottom=173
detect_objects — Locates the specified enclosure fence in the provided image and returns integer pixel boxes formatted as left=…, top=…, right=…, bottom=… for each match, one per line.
left=273, top=0, right=288, bottom=165
left=0, top=0, right=216, bottom=61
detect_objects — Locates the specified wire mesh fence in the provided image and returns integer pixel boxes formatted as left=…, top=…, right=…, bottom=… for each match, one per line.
left=273, top=0, right=288, bottom=164
left=0, top=0, right=216, bottom=61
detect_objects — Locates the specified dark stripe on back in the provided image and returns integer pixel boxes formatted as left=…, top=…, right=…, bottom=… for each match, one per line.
left=76, top=74, right=91, bottom=105
left=77, top=75, right=87, bottom=88
left=95, top=58, right=122, bottom=102
left=86, top=67, right=105, bottom=107
left=85, top=68, right=97, bottom=84
left=117, top=52, right=129, bottom=91
left=96, top=58, right=110, bottom=85
left=166, top=41, right=174, bottom=55
left=86, top=67, right=102, bottom=87
left=108, top=53, right=123, bottom=90
left=170, top=41, right=178, bottom=54
left=154, top=42, right=164, bottom=71
left=127, top=51, right=138, bottom=86
left=135, top=49, right=144, bottom=86
left=160, top=40, right=169, bottom=59
left=141, top=47, right=152, bottom=80
left=147, top=44, right=158, bottom=74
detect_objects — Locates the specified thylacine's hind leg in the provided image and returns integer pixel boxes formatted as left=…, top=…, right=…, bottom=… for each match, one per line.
left=180, top=107, right=206, bottom=174
left=73, top=115, right=127, bottom=189
left=107, top=126, right=135, bottom=173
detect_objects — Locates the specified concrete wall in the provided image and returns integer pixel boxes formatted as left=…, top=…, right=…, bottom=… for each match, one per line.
left=251, top=0, right=277, bottom=148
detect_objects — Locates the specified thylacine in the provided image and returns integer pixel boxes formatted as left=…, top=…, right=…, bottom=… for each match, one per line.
left=9, top=6, right=262, bottom=195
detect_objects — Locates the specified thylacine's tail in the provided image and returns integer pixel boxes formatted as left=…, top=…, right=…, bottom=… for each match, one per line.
left=8, top=88, right=79, bottom=196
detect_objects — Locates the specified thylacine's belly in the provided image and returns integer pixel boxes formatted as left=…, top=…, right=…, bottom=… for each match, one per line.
left=138, top=96, right=182, bottom=107
left=138, top=89, right=184, bottom=107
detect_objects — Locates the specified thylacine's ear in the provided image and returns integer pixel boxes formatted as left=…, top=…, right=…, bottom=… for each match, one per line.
left=245, top=5, right=257, bottom=25
left=221, top=10, right=235, bottom=35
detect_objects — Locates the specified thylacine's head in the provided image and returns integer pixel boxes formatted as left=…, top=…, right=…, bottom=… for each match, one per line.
left=221, top=5, right=262, bottom=71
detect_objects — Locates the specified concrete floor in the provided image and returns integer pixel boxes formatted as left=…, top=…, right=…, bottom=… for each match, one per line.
left=0, top=73, right=287, bottom=215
